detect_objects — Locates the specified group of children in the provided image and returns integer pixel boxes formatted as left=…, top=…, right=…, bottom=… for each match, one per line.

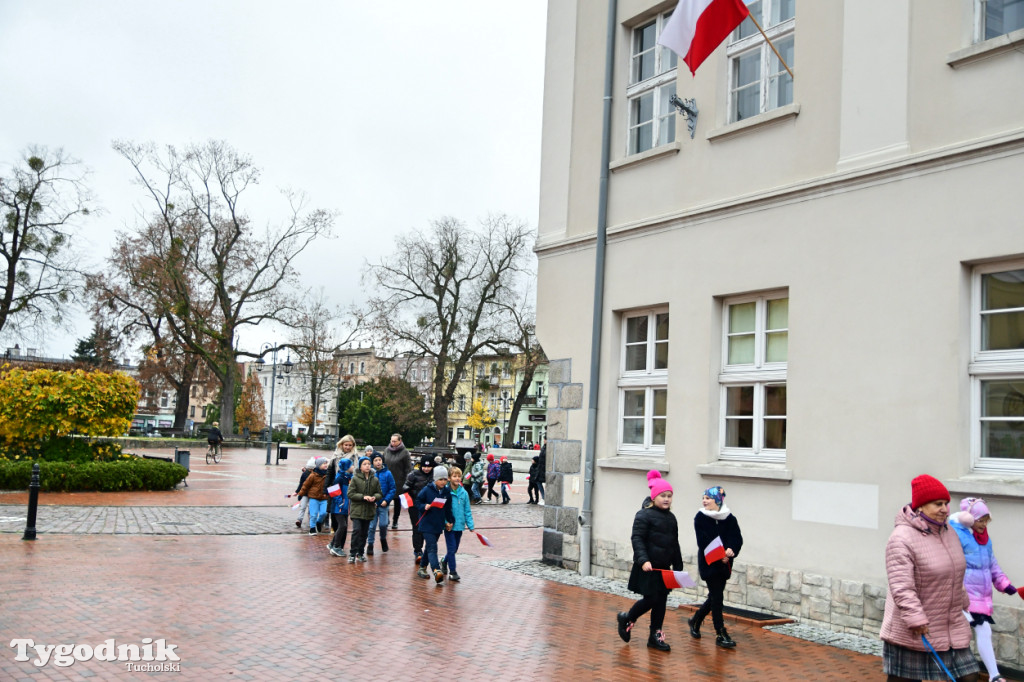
left=618, top=469, right=1017, bottom=680
left=292, top=437, right=475, bottom=585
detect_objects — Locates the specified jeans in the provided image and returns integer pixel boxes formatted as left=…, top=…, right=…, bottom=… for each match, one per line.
left=350, top=518, right=371, bottom=557
left=420, top=532, right=441, bottom=571
left=627, top=593, right=668, bottom=633
left=470, top=481, right=482, bottom=501
left=536, top=481, right=545, bottom=499
left=693, top=576, right=728, bottom=631
left=308, top=499, right=328, bottom=528
left=501, top=481, right=511, bottom=503
left=443, top=529, right=463, bottom=574
left=329, top=513, right=348, bottom=549
left=367, top=504, right=389, bottom=545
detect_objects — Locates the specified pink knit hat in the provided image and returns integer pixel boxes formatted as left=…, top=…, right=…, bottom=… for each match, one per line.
left=647, top=470, right=672, bottom=499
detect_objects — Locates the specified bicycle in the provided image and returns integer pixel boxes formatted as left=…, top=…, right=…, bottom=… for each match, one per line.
left=206, top=440, right=222, bottom=464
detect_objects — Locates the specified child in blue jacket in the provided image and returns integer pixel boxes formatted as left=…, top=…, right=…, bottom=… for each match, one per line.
left=327, top=458, right=353, bottom=557
left=416, top=466, right=455, bottom=584
left=441, top=466, right=474, bottom=581
left=368, top=450, right=395, bottom=555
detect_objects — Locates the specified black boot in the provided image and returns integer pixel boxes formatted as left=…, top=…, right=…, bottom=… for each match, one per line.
left=647, top=630, right=670, bottom=652
left=381, top=533, right=389, bottom=553
left=616, top=612, right=633, bottom=643
left=688, top=615, right=702, bottom=639
left=715, top=627, right=735, bottom=648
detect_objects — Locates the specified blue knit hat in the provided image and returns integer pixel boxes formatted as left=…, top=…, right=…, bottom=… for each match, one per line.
left=357, top=456, right=371, bottom=467
left=703, top=486, right=725, bottom=507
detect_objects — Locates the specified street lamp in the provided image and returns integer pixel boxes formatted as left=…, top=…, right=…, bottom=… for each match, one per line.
left=257, top=343, right=293, bottom=466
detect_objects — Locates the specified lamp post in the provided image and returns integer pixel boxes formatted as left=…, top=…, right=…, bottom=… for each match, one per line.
left=500, top=390, right=510, bottom=448
left=257, top=343, right=293, bottom=466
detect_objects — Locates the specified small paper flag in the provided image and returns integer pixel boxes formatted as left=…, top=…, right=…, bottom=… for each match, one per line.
left=399, top=492, right=413, bottom=509
left=704, top=536, right=726, bottom=564
left=475, top=532, right=492, bottom=547
left=291, top=502, right=301, bottom=510
left=659, top=570, right=697, bottom=589
left=1017, top=586, right=1024, bottom=600
left=428, top=497, right=446, bottom=509
left=327, top=484, right=342, bottom=498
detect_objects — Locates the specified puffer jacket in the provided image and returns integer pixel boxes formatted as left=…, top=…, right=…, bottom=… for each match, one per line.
left=949, top=516, right=1011, bottom=616
left=374, top=466, right=396, bottom=508
left=330, top=460, right=353, bottom=515
left=402, top=468, right=432, bottom=499
left=627, top=501, right=683, bottom=597
left=694, top=506, right=743, bottom=580
left=297, top=469, right=329, bottom=501
left=449, top=484, right=474, bottom=532
left=880, top=505, right=971, bottom=651
left=347, top=470, right=383, bottom=521
left=470, top=460, right=486, bottom=484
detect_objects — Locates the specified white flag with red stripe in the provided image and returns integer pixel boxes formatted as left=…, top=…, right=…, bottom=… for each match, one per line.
left=704, top=536, right=727, bottom=564
left=658, top=0, right=751, bottom=75
left=399, top=492, right=413, bottom=509
left=475, top=532, right=493, bottom=547
left=327, top=484, right=342, bottom=498
left=660, top=569, right=697, bottom=589
left=428, top=497, right=446, bottom=509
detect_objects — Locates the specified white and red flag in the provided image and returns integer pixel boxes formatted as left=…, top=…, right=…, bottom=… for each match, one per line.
left=658, top=0, right=750, bottom=75
left=475, top=532, right=493, bottom=547
left=659, top=570, right=697, bottom=589
left=427, top=497, right=447, bottom=510
left=704, top=536, right=727, bottom=564
left=291, top=502, right=301, bottom=510
left=327, top=484, right=342, bottom=498
left=399, top=492, right=414, bottom=509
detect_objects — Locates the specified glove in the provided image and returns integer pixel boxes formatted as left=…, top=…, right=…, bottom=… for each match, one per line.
left=1003, top=584, right=1017, bottom=595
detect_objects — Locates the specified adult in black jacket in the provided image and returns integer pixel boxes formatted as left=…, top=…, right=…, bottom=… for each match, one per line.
left=402, top=456, right=434, bottom=564
left=617, top=471, right=682, bottom=652
left=689, top=486, right=743, bottom=648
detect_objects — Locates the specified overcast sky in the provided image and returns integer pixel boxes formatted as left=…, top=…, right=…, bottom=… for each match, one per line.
left=0, top=1, right=547, bottom=359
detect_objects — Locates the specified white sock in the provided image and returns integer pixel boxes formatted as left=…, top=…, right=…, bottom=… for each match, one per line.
left=974, top=621, right=1000, bottom=680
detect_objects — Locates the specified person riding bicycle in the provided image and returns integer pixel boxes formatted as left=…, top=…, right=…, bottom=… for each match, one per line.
left=207, top=422, right=224, bottom=454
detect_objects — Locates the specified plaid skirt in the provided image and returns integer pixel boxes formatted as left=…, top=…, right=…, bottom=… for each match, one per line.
left=882, top=641, right=980, bottom=679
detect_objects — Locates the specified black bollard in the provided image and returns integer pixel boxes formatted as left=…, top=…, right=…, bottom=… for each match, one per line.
left=22, top=462, right=40, bottom=541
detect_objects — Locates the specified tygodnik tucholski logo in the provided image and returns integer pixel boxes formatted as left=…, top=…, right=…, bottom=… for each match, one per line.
left=10, top=638, right=181, bottom=671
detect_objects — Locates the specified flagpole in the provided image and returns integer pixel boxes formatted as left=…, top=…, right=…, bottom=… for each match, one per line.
left=747, top=12, right=794, bottom=79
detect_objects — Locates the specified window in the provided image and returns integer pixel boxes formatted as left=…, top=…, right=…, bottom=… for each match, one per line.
left=349, top=362, right=355, bottom=374
left=412, top=369, right=418, bottom=381
left=458, top=395, right=466, bottom=412
left=970, top=262, right=1024, bottom=471
left=502, top=362, right=511, bottom=379
left=719, top=292, right=788, bottom=461
left=727, top=0, right=795, bottom=122
left=978, top=0, right=1024, bottom=40
left=359, top=361, right=365, bottom=374
left=190, top=406, right=195, bottom=418
left=160, top=395, right=168, bottom=408
left=617, top=308, right=669, bottom=454
left=201, top=406, right=208, bottom=418
left=627, top=12, right=677, bottom=154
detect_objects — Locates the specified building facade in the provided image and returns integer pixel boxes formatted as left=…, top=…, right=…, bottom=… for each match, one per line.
left=536, top=0, right=1024, bottom=660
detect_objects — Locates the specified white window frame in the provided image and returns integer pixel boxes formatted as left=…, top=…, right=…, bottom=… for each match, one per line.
left=726, top=0, right=795, bottom=123
left=626, top=12, right=678, bottom=156
left=617, top=307, right=669, bottom=455
left=976, top=0, right=1024, bottom=41
left=969, top=259, right=1024, bottom=473
left=719, top=291, right=788, bottom=462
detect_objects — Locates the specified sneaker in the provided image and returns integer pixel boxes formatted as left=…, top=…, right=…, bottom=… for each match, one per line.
left=414, top=552, right=422, bottom=566
left=329, top=546, right=344, bottom=558
left=616, top=612, right=633, bottom=643
left=295, top=520, right=301, bottom=528
left=647, top=630, right=670, bottom=652
left=448, top=572, right=461, bottom=582
left=417, top=568, right=430, bottom=579
left=391, top=524, right=398, bottom=531
left=688, top=616, right=702, bottom=639
left=308, top=527, right=317, bottom=536
left=715, top=628, right=736, bottom=649
left=440, top=558, right=448, bottom=575
left=348, top=555, right=356, bottom=564
left=356, top=554, right=367, bottom=563
left=366, top=545, right=374, bottom=557
left=434, top=570, right=445, bottom=584
left=381, top=537, right=389, bottom=552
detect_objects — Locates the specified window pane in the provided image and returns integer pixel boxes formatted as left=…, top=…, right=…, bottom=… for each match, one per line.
left=764, top=417, right=787, bottom=449
left=982, top=381, right=1024, bottom=417
left=767, top=297, right=789, bottom=330
left=655, top=341, right=669, bottom=370
left=729, top=302, right=756, bottom=333
left=982, top=311, right=1024, bottom=351
left=655, top=313, right=669, bottom=340
left=982, top=269, right=1024, bottom=311
left=626, top=315, right=649, bottom=343
left=630, top=122, right=653, bottom=154
left=653, top=389, right=667, bottom=416
left=766, top=331, right=788, bottom=362
left=726, top=385, right=754, bottom=416
left=765, top=384, right=787, bottom=415
left=623, top=418, right=645, bottom=444
left=625, top=344, right=647, bottom=371
left=728, top=335, right=755, bottom=364
left=986, top=0, right=1024, bottom=39
left=652, top=418, right=667, bottom=445
left=982, top=421, right=1024, bottom=459
left=734, top=50, right=761, bottom=89
left=768, top=36, right=795, bottom=109
left=633, top=22, right=656, bottom=82
left=773, top=0, right=796, bottom=25
left=623, top=390, right=646, bottom=417
left=657, top=83, right=677, bottom=146
left=659, top=45, right=678, bottom=73
left=726, top=417, right=754, bottom=448
left=735, top=1, right=762, bottom=39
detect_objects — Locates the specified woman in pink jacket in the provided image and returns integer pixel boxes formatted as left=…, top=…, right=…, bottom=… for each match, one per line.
left=880, top=474, right=980, bottom=682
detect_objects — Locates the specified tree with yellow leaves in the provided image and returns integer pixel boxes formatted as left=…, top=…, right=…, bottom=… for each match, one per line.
left=235, top=371, right=266, bottom=437
left=465, top=399, right=496, bottom=431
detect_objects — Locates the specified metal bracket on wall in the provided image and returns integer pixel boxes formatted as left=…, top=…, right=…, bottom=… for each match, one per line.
left=669, top=95, right=698, bottom=139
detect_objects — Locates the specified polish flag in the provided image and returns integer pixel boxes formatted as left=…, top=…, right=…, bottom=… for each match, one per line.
left=399, top=492, right=414, bottom=509
left=475, top=532, right=493, bottom=547
left=291, top=502, right=301, bottom=510
left=1017, top=586, right=1024, bottom=600
left=327, top=484, right=342, bottom=498
left=658, top=0, right=751, bottom=75
left=660, top=570, right=697, bottom=589
left=704, top=536, right=727, bottom=564
left=428, top=497, right=447, bottom=509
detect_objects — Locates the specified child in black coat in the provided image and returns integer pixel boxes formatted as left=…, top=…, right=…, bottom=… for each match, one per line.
left=689, top=486, right=743, bottom=648
left=527, top=456, right=540, bottom=504
left=616, top=470, right=683, bottom=652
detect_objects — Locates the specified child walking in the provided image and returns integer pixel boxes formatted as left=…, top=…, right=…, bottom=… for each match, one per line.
left=297, top=457, right=331, bottom=535
left=347, top=456, right=382, bottom=563
left=950, top=497, right=1019, bottom=682
left=689, top=486, right=743, bottom=648
left=327, top=457, right=353, bottom=557
left=292, top=458, right=315, bottom=529
left=441, top=466, right=474, bottom=582
left=367, top=450, right=395, bottom=555
left=499, top=456, right=513, bottom=504
left=617, top=470, right=683, bottom=652
left=485, top=454, right=500, bottom=502
left=416, top=465, right=455, bottom=584
left=527, top=456, right=540, bottom=504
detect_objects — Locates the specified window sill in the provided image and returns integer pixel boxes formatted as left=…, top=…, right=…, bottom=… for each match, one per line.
left=598, top=456, right=670, bottom=472
left=945, top=473, right=1024, bottom=499
left=609, top=141, right=681, bottom=172
left=706, top=103, right=801, bottom=143
left=947, top=27, right=1024, bottom=69
left=696, top=461, right=793, bottom=482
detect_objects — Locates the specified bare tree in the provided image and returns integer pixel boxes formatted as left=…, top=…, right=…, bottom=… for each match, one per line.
left=363, top=214, right=533, bottom=443
left=501, top=294, right=546, bottom=443
left=0, top=147, right=92, bottom=338
left=110, top=140, right=335, bottom=433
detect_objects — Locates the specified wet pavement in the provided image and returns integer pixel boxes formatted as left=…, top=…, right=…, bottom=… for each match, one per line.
left=0, top=447, right=891, bottom=680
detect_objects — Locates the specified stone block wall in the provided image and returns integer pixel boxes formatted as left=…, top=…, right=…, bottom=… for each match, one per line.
left=542, top=358, right=584, bottom=570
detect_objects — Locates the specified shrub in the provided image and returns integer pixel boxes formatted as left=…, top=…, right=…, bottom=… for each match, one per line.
left=0, top=437, right=125, bottom=463
left=0, top=458, right=187, bottom=492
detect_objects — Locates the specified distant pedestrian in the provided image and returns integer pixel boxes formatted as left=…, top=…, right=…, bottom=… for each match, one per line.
left=527, top=456, right=541, bottom=504
left=469, top=452, right=485, bottom=504
left=441, top=466, right=474, bottom=582
left=347, top=456, right=382, bottom=563
left=298, top=457, right=331, bottom=536
left=293, top=457, right=315, bottom=529
left=617, top=471, right=682, bottom=652
left=689, top=486, right=743, bottom=648
left=499, top=456, right=513, bottom=504
left=402, top=456, right=435, bottom=565
left=416, top=465, right=454, bottom=584
left=207, top=422, right=224, bottom=456
left=327, top=457, right=353, bottom=557
left=384, top=433, right=412, bottom=530
left=536, top=443, right=546, bottom=503
left=950, top=497, right=1017, bottom=682
left=485, top=454, right=500, bottom=502
left=367, top=450, right=395, bottom=555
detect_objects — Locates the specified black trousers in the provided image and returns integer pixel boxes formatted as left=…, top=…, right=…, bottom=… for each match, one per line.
left=329, top=513, right=348, bottom=549
left=392, top=500, right=406, bottom=527
left=350, top=518, right=371, bottom=556
left=409, top=507, right=423, bottom=554
left=693, top=576, right=728, bottom=631
left=487, top=479, right=498, bottom=500
left=627, top=593, right=668, bottom=633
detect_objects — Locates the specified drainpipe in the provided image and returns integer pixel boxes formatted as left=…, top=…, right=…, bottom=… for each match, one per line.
left=580, top=0, right=617, bottom=577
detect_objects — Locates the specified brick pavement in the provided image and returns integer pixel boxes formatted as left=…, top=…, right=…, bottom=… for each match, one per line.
left=0, top=448, right=893, bottom=680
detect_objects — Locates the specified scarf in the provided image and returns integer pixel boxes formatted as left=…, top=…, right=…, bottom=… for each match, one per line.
left=699, top=503, right=732, bottom=521
left=973, top=527, right=990, bottom=545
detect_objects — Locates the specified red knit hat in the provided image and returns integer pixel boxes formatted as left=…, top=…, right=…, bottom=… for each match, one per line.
left=911, top=474, right=950, bottom=510
left=486, top=454, right=494, bottom=462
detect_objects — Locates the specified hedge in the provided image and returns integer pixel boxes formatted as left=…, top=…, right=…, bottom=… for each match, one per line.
left=0, top=458, right=188, bottom=492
